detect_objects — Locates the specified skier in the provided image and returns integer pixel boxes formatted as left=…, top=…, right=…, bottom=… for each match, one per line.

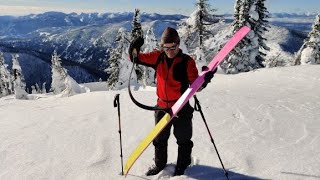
left=129, top=27, right=215, bottom=176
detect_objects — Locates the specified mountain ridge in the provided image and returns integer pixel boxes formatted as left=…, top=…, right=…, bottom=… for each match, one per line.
left=0, top=11, right=312, bottom=90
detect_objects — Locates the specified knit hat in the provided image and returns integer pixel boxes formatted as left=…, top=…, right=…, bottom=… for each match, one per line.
left=160, top=27, right=180, bottom=45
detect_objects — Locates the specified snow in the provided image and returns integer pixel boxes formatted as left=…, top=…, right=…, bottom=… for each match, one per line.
left=1, top=65, right=320, bottom=179
left=300, top=46, right=317, bottom=65
left=60, top=76, right=90, bottom=97
left=39, top=32, right=51, bottom=36
left=249, top=4, right=259, bottom=21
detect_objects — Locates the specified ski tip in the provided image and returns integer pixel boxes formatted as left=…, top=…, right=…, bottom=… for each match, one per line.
left=124, top=166, right=130, bottom=177
left=240, top=26, right=251, bottom=32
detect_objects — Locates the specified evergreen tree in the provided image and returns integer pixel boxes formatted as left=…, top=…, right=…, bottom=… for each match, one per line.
left=131, top=9, right=143, bottom=39
left=221, top=0, right=269, bottom=73
left=254, top=0, right=270, bottom=61
left=42, top=82, right=47, bottom=94
left=0, top=60, right=4, bottom=98
left=295, top=14, right=320, bottom=65
left=255, top=0, right=270, bottom=48
left=12, top=54, right=28, bottom=99
left=255, top=0, right=274, bottom=67
left=195, top=0, right=221, bottom=48
left=178, top=0, right=221, bottom=62
left=35, top=83, right=41, bottom=94
left=106, top=28, right=135, bottom=90
left=50, top=50, right=83, bottom=96
left=51, top=50, right=67, bottom=94
left=31, top=85, right=37, bottom=94
left=106, top=45, right=121, bottom=89
left=0, top=52, right=11, bottom=97
left=233, top=1, right=242, bottom=30
left=144, top=27, right=158, bottom=51
left=142, top=27, right=158, bottom=86
left=131, top=8, right=144, bottom=84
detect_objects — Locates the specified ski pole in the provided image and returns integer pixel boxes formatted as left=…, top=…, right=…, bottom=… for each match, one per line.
left=113, top=94, right=124, bottom=175
left=193, top=95, right=230, bottom=180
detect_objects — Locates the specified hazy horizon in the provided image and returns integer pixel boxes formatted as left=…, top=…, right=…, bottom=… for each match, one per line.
left=0, top=0, right=319, bottom=16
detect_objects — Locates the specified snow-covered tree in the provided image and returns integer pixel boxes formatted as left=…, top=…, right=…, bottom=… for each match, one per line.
left=221, top=0, right=269, bottom=74
left=106, top=28, right=136, bottom=90
left=51, top=51, right=67, bottom=94
left=106, top=44, right=121, bottom=89
left=42, top=82, right=47, bottom=94
left=0, top=64, right=4, bottom=97
left=233, top=0, right=242, bottom=30
left=61, top=75, right=87, bottom=97
left=0, top=52, right=12, bottom=97
left=50, top=50, right=84, bottom=96
left=194, top=0, right=221, bottom=48
left=35, top=83, right=41, bottom=94
left=131, top=8, right=144, bottom=84
left=31, top=85, right=37, bottom=94
left=178, top=0, right=221, bottom=62
left=193, top=47, right=207, bottom=71
left=255, top=0, right=271, bottom=61
left=12, top=54, right=28, bottom=99
left=142, top=27, right=158, bottom=86
left=295, top=14, right=320, bottom=65
left=107, top=21, right=157, bottom=89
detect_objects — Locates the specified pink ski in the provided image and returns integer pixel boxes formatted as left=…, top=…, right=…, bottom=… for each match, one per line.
left=171, top=26, right=251, bottom=117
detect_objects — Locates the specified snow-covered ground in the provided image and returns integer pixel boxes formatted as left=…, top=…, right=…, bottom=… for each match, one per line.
left=1, top=65, right=320, bottom=180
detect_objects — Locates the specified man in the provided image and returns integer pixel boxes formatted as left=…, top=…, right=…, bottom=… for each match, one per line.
left=129, top=27, right=215, bottom=176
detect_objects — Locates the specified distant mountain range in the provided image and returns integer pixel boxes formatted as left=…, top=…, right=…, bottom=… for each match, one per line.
left=0, top=12, right=184, bottom=90
left=270, top=12, right=319, bottom=18
left=223, top=12, right=318, bottom=19
left=0, top=11, right=314, bottom=90
left=0, top=11, right=186, bottom=37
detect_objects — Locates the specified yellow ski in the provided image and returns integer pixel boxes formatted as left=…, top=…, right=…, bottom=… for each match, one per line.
left=124, top=113, right=171, bottom=176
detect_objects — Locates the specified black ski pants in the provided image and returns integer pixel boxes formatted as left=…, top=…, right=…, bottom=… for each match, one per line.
left=152, top=102, right=194, bottom=169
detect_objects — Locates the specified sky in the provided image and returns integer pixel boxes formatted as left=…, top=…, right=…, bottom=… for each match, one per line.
left=0, top=0, right=319, bottom=16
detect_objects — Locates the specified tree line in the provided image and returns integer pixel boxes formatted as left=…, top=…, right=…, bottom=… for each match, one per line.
left=0, top=50, right=84, bottom=99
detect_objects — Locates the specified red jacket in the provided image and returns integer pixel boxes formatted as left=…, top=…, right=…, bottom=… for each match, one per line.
left=133, top=49, right=198, bottom=107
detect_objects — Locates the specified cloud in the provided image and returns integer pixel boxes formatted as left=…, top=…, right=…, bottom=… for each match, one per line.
left=0, top=5, right=105, bottom=16
left=0, top=5, right=43, bottom=15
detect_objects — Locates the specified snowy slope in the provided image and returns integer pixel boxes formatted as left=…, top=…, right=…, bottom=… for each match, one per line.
left=0, top=65, right=320, bottom=180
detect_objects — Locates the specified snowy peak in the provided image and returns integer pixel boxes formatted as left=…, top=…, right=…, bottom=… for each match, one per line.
left=0, top=11, right=186, bottom=36
left=271, top=12, right=319, bottom=18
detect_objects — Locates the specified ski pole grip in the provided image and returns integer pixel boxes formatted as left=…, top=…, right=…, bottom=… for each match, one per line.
left=132, top=48, right=138, bottom=59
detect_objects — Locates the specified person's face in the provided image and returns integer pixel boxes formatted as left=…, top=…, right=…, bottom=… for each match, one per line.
left=162, top=43, right=179, bottom=58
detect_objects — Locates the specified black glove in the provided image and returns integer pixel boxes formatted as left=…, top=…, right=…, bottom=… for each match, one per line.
left=201, top=66, right=217, bottom=89
left=129, top=37, right=144, bottom=61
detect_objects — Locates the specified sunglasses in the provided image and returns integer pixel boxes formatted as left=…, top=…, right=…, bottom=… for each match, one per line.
left=162, top=46, right=177, bottom=51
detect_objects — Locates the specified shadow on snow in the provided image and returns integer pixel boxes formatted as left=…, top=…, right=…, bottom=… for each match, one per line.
left=127, top=164, right=263, bottom=180
left=185, top=164, right=262, bottom=180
